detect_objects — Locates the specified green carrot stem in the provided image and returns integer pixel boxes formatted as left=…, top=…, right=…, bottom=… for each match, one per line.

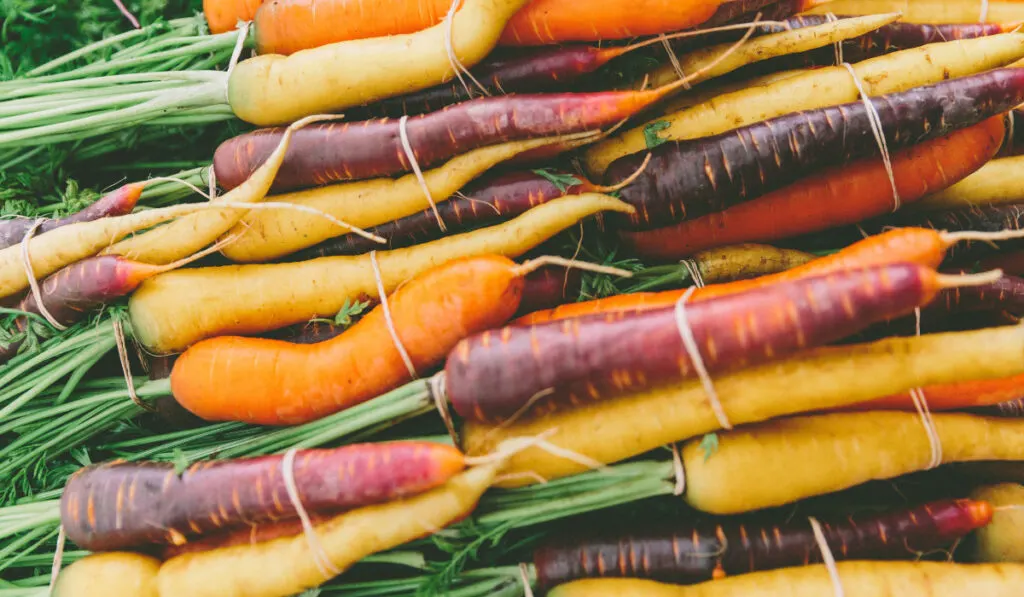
left=0, top=88, right=189, bottom=129
left=0, top=71, right=224, bottom=99
left=0, top=80, right=189, bottom=112
left=0, top=336, right=116, bottom=414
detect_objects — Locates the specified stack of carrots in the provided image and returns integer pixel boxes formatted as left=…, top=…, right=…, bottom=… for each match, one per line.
left=6, top=0, right=1024, bottom=595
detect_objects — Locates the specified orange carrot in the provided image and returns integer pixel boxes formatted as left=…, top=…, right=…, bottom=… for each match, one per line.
left=842, top=373, right=1024, bottom=412
left=170, top=255, right=529, bottom=425
left=204, top=0, right=264, bottom=33
left=515, top=227, right=959, bottom=325
left=621, top=116, right=1006, bottom=260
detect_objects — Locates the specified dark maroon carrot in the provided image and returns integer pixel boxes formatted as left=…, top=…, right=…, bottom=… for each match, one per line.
left=287, top=170, right=594, bottom=260
left=516, top=266, right=585, bottom=318
left=0, top=184, right=142, bottom=251
left=161, top=514, right=333, bottom=558
left=213, top=76, right=698, bottom=192
left=445, top=263, right=982, bottom=423
left=532, top=499, right=992, bottom=589
left=604, top=67, right=1024, bottom=230
left=924, top=269, right=1024, bottom=319
left=59, top=441, right=465, bottom=551
left=971, top=398, right=1024, bottom=417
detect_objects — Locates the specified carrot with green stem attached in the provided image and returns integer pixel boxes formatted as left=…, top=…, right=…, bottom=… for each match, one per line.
left=549, top=562, right=1024, bottom=597
left=60, top=441, right=465, bottom=551
left=621, top=116, right=1005, bottom=259
left=585, top=33, right=1024, bottom=177
left=606, top=69, right=1024, bottom=230
left=129, top=193, right=633, bottom=353
left=464, top=324, right=1024, bottom=486
left=447, top=264, right=1000, bottom=423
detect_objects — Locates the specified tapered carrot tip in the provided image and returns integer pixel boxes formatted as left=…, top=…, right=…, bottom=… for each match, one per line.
left=968, top=499, right=996, bottom=527
left=1002, top=21, right=1024, bottom=33
left=431, top=444, right=468, bottom=481
left=118, top=182, right=146, bottom=208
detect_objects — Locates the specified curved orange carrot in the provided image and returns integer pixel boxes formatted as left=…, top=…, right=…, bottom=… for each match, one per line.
left=621, top=116, right=1006, bottom=260
left=840, top=373, right=1024, bottom=412
left=515, top=227, right=953, bottom=325
left=204, top=0, right=264, bottom=33
left=170, top=255, right=526, bottom=425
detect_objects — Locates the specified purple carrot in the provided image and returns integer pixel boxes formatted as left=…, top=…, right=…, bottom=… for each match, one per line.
left=605, top=67, right=1024, bottom=230
left=0, top=184, right=142, bottom=251
left=212, top=77, right=699, bottom=192
left=517, top=266, right=585, bottom=318
left=287, top=170, right=593, bottom=260
left=533, top=499, right=992, bottom=589
left=971, top=398, right=1024, bottom=417
left=445, top=263, right=958, bottom=423
left=59, top=440, right=465, bottom=551
left=925, top=269, right=1024, bottom=319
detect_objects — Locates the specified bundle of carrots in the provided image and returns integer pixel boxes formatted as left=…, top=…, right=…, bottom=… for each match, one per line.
left=10, top=1, right=1024, bottom=595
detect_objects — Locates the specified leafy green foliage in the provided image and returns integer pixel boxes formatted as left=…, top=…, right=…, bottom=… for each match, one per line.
left=643, top=120, right=672, bottom=149
left=531, top=168, right=582, bottom=193
left=699, top=433, right=720, bottom=461
left=310, top=298, right=372, bottom=329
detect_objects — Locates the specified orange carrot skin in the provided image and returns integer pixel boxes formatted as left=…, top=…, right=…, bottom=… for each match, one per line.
left=514, top=227, right=949, bottom=325
left=534, top=499, right=992, bottom=589
left=204, top=0, right=264, bottom=33
left=214, top=90, right=671, bottom=192
left=60, top=441, right=464, bottom=552
left=170, top=255, right=523, bottom=425
left=448, top=263, right=938, bottom=423
left=847, top=372, right=1024, bottom=412
left=622, top=116, right=1005, bottom=260
left=0, top=183, right=142, bottom=251
left=500, top=0, right=777, bottom=45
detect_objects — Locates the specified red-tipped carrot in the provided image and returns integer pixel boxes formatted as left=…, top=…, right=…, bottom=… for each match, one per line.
left=517, top=226, right=1007, bottom=325
left=60, top=440, right=465, bottom=551
left=533, top=499, right=992, bottom=589
left=446, top=263, right=996, bottom=423
left=0, top=184, right=142, bottom=251
left=287, top=169, right=597, bottom=260
left=622, top=116, right=1005, bottom=259
left=606, top=69, right=1024, bottom=230
left=845, top=373, right=1024, bottom=413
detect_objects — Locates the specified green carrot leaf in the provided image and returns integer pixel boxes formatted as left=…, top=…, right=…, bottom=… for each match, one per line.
left=531, top=169, right=582, bottom=193
left=171, top=448, right=190, bottom=475
left=699, top=433, right=720, bottom=462
left=643, top=120, right=671, bottom=149
left=334, top=298, right=371, bottom=328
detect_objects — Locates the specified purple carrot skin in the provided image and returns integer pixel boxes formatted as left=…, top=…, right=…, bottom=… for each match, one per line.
left=605, top=67, right=1024, bottom=230
left=287, top=170, right=593, bottom=260
left=59, top=441, right=465, bottom=552
left=971, top=399, right=1024, bottom=417
left=446, top=263, right=946, bottom=423
left=0, top=184, right=142, bottom=251
left=516, top=266, right=585, bottom=318
left=925, top=270, right=1024, bottom=319
left=213, top=79, right=696, bottom=192
left=533, top=499, right=993, bottom=589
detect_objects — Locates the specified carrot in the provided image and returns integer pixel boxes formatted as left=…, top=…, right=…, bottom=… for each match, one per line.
left=448, top=264, right=985, bottom=423
left=1005, top=107, right=1024, bottom=155
left=516, top=227, right=972, bottom=325
left=218, top=136, right=584, bottom=263
left=204, top=0, right=263, bottom=34
left=533, top=499, right=992, bottom=589
left=52, top=552, right=160, bottom=597
left=621, top=116, right=1005, bottom=259
left=217, top=80, right=696, bottom=193
left=972, top=398, right=1024, bottom=417
left=60, top=441, right=463, bottom=551
left=463, top=325, right=1024, bottom=486
left=288, top=169, right=596, bottom=260
left=686, top=244, right=815, bottom=284
left=547, top=562, right=1024, bottom=597
left=606, top=69, right=1024, bottom=230
left=170, top=255, right=529, bottom=425
left=268, top=320, right=349, bottom=344
left=912, top=156, right=1024, bottom=212
left=100, top=115, right=320, bottom=266
left=517, top=265, right=583, bottom=318
left=584, top=33, right=1024, bottom=177
left=128, top=193, right=632, bottom=353
left=681, top=411, right=1024, bottom=514
left=805, top=0, right=1024, bottom=23
left=154, top=463, right=499, bottom=597
left=979, top=249, right=1024, bottom=277
left=846, top=373, right=1024, bottom=412
left=925, top=269, right=1024, bottom=318
left=972, top=483, right=1024, bottom=563
left=160, top=514, right=333, bottom=558
left=499, top=0, right=782, bottom=45
left=656, top=68, right=812, bottom=116
left=228, top=0, right=529, bottom=126
left=0, top=184, right=141, bottom=251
